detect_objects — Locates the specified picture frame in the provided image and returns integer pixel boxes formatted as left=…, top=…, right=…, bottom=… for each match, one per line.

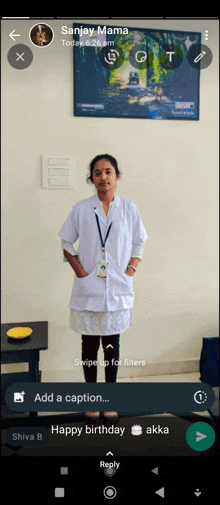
left=73, top=23, right=201, bottom=120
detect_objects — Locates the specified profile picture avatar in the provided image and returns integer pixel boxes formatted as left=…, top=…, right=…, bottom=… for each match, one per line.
left=30, top=24, right=54, bottom=47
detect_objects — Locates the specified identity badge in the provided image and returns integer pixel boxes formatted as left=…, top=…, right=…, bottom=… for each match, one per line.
left=97, top=260, right=109, bottom=278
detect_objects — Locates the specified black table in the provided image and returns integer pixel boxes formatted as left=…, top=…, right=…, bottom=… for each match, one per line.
left=1, top=321, right=48, bottom=417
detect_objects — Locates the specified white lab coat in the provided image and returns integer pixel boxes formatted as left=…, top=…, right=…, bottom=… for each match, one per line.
left=58, top=193, right=148, bottom=312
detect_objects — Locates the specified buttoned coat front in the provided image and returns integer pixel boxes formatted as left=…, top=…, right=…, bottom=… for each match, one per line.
left=58, top=194, right=147, bottom=311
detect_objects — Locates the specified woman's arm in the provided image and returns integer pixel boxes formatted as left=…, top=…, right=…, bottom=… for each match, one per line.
left=64, top=250, right=88, bottom=278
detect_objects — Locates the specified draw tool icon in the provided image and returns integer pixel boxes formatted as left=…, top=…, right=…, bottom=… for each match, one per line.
left=194, top=51, right=206, bottom=63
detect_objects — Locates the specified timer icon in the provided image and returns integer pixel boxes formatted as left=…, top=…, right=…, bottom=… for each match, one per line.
left=194, top=390, right=207, bottom=404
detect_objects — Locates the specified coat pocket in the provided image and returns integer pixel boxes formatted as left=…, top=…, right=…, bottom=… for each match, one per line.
left=112, top=270, right=133, bottom=296
left=73, top=270, right=105, bottom=297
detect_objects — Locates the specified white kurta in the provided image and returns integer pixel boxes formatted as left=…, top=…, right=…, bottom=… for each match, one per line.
left=58, top=193, right=148, bottom=334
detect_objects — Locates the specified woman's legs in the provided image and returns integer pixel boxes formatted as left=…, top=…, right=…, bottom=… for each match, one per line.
left=81, top=334, right=120, bottom=418
left=102, top=335, right=120, bottom=418
left=81, top=335, right=100, bottom=382
left=101, top=334, right=120, bottom=382
left=81, top=334, right=120, bottom=382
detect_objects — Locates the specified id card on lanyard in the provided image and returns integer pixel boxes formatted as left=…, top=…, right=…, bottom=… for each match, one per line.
left=97, top=260, right=109, bottom=278
left=95, top=213, right=112, bottom=278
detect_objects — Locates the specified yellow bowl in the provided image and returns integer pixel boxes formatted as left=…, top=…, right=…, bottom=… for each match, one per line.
left=7, top=327, right=33, bottom=339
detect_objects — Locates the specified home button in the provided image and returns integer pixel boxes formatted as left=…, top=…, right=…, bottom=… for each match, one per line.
left=103, top=486, right=117, bottom=499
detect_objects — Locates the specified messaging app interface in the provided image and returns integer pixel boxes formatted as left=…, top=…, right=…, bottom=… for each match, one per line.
left=1, top=16, right=219, bottom=503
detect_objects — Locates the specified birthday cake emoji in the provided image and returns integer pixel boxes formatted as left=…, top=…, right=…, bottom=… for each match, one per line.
left=131, top=424, right=142, bottom=436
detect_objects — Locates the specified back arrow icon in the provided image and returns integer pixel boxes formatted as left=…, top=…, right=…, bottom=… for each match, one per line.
left=9, top=30, right=21, bottom=41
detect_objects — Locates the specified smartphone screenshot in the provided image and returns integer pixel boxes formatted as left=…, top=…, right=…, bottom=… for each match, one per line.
left=1, top=16, right=219, bottom=503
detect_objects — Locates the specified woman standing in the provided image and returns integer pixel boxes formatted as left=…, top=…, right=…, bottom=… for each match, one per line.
left=58, top=154, right=148, bottom=419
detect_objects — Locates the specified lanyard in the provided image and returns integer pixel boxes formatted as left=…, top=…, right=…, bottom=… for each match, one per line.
left=95, top=214, right=112, bottom=252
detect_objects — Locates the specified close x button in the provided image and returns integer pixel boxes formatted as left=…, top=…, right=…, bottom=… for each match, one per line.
left=7, top=44, right=33, bottom=69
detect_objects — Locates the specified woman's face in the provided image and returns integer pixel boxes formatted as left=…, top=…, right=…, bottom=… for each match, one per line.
left=92, top=158, right=120, bottom=195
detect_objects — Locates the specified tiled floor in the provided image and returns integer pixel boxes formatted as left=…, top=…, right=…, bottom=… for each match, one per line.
left=119, top=372, right=201, bottom=383
left=42, top=370, right=201, bottom=383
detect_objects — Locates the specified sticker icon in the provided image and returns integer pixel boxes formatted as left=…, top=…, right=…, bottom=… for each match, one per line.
left=129, top=44, right=154, bottom=70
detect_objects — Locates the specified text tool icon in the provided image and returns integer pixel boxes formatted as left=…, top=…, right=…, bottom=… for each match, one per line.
left=160, top=44, right=183, bottom=69
left=166, top=51, right=175, bottom=62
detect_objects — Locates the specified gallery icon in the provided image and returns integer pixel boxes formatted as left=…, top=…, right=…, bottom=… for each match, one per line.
left=14, top=391, right=25, bottom=403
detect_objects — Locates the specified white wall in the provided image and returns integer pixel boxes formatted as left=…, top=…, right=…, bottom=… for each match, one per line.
left=1, top=19, right=219, bottom=378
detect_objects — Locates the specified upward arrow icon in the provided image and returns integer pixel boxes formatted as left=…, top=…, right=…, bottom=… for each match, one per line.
left=106, top=344, right=113, bottom=348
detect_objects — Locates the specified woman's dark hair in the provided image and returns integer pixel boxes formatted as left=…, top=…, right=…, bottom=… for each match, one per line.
left=87, top=154, right=121, bottom=183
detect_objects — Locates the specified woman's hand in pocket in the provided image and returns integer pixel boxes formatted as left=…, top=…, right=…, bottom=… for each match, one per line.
left=125, top=268, right=134, bottom=276
left=77, top=270, right=89, bottom=278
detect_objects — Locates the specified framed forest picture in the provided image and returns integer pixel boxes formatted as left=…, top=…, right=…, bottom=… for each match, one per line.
left=73, top=23, right=201, bottom=120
